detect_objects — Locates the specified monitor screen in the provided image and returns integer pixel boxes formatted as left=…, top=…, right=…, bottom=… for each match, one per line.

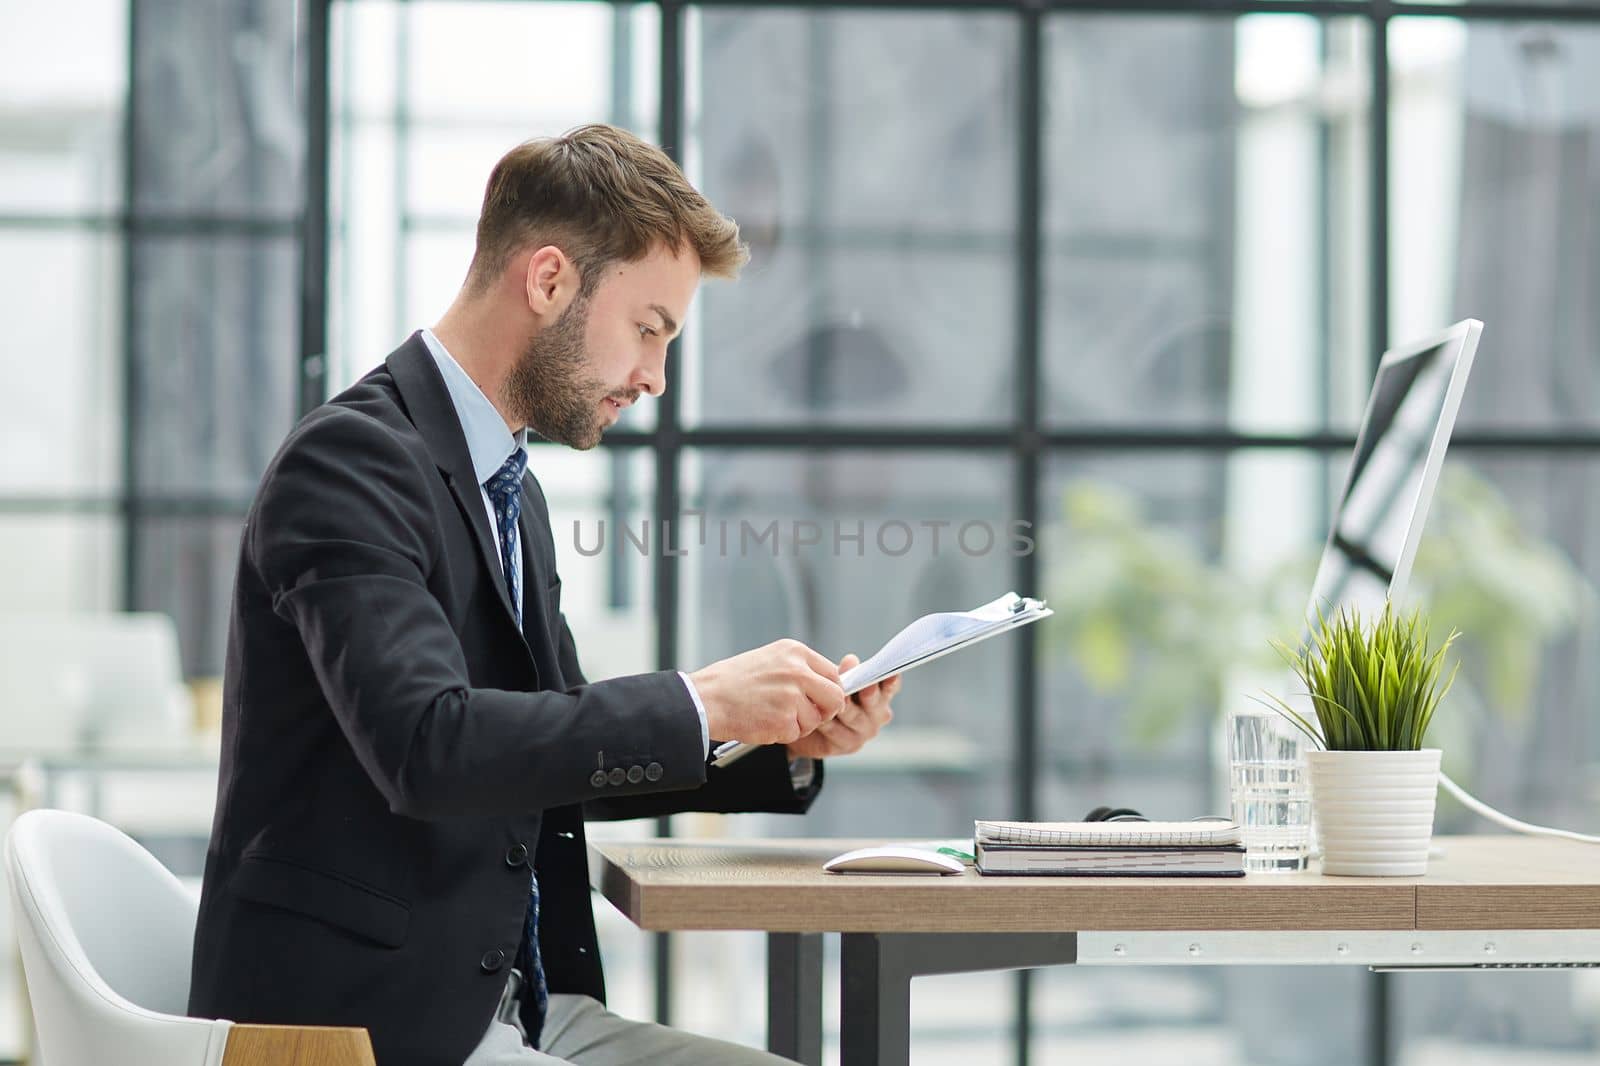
left=1303, top=320, right=1482, bottom=630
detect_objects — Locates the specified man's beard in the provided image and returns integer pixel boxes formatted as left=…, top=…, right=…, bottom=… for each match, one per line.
left=503, top=292, right=613, bottom=450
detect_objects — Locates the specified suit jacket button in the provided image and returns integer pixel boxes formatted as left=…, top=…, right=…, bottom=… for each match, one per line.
left=480, top=949, right=506, bottom=974
left=627, top=765, right=645, bottom=784
left=607, top=767, right=626, bottom=786
left=505, top=844, right=528, bottom=867
left=590, top=770, right=607, bottom=788
left=645, top=762, right=663, bottom=782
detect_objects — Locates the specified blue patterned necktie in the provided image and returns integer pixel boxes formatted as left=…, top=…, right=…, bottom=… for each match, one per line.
left=484, top=447, right=548, bottom=1046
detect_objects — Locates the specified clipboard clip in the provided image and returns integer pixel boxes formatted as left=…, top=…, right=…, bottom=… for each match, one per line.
left=1006, top=592, right=1044, bottom=615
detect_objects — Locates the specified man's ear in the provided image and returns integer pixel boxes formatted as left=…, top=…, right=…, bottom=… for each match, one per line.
left=523, top=245, right=578, bottom=317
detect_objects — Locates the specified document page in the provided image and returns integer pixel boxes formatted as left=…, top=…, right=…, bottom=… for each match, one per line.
left=840, top=592, right=1050, bottom=693
left=711, top=591, right=1051, bottom=767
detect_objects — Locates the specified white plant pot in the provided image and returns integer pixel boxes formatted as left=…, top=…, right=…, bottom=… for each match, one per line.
left=1305, top=748, right=1442, bottom=876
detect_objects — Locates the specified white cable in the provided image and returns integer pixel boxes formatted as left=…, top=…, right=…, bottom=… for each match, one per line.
left=1439, top=771, right=1600, bottom=844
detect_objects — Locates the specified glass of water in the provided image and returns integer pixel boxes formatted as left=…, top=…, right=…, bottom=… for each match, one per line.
left=1228, top=708, right=1311, bottom=873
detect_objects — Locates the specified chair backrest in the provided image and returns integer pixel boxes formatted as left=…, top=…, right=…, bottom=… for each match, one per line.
left=5, top=809, right=230, bottom=1066
left=0, top=613, right=190, bottom=755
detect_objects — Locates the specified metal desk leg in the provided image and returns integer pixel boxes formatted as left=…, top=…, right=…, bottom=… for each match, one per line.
left=839, top=932, right=1077, bottom=1066
left=767, top=933, right=823, bottom=1065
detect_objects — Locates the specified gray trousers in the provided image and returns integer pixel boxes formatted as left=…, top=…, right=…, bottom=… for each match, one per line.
left=462, top=969, right=793, bottom=1066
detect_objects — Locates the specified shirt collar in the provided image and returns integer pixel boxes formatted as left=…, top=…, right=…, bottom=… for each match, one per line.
left=418, top=328, right=527, bottom=486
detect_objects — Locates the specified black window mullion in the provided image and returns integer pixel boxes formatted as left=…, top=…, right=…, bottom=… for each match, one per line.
left=300, top=0, right=332, bottom=418
left=653, top=0, right=687, bottom=1030
left=121, top=0, right=140, bottom=611
left=395, top=1, right=414, bottom=348
left=1012, top=9, right=1044, bottom=1065
left=582, top=0, right=1600, bottom=18
left=1370, top=4, right=1390, bottom=373
left=609, top=5, right=640, bottom=610
left=1368, top=11, right=1393, bottom=1066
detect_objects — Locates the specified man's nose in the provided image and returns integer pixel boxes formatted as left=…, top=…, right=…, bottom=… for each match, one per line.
left=633, top=352, right=667, bottom=399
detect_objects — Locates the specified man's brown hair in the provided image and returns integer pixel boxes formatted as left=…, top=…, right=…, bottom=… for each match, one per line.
left=468, top=124, right=748, bottom=295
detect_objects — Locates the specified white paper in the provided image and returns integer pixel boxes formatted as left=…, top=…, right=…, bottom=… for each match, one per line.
left=974, top=820, right=1241, bottom=847
left=711, top=591, right=1052, bottom=767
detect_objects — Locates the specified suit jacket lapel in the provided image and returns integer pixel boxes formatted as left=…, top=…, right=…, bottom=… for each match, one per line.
left=515, top=481, right=558, bottom=654
left=386, top=333, right=523, bottom=633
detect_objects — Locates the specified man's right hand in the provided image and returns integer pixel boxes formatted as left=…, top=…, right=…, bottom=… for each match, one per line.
left=688, top=639, right=846, bottom=746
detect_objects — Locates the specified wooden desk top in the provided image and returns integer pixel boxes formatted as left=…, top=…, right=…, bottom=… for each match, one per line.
left=590, top=836, right=1600, bottom=934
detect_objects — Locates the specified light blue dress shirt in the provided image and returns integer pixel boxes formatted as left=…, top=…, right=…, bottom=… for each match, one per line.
left=418, top=328, right=710, bottom=757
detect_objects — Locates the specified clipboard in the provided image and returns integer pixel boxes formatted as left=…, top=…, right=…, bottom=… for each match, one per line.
left=710, top=592, right=1052, bottom=768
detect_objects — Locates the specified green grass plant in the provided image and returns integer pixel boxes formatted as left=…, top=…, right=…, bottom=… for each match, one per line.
left=1260, top=602, right=1460, bottom=751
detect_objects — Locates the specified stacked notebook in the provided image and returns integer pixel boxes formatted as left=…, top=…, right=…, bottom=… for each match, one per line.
left=974, top=819, right=1246, bottom=877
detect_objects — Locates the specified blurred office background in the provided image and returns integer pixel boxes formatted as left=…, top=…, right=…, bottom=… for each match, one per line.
left=4, top=0, right=1600, bottom=1062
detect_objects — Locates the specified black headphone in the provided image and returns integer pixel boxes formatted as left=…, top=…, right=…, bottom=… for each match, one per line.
left=1082, top=805, right=1146, bottom=822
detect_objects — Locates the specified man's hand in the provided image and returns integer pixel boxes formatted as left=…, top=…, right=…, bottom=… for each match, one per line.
left=689, top=639, right=847, bottom=747
left=784, top=653, right=899, bottom=760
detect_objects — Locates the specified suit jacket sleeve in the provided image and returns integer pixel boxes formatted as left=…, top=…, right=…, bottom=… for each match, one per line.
left=551, top=606, right=824, bottom=821
left=251, top=407, right=707, bottom=822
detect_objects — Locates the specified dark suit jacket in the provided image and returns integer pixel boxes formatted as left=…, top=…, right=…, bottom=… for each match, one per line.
left=188, top=334, right=820, bottom=1066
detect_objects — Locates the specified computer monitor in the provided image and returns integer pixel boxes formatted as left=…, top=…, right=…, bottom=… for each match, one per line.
left=1303, top=318, right=1483, bottom=630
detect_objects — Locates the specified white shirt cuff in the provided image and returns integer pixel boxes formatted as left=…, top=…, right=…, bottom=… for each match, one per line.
left=677, top=670, right=710, bottom=758
left=788, top=757, right=816, bottom=792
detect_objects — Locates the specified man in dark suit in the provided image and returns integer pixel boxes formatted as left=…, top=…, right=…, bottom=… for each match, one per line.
left=188, top=124, right=899, bottom=1065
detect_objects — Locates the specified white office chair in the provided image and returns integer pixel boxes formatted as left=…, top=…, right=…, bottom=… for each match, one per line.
left=5, top=808, right=373, bottom=1066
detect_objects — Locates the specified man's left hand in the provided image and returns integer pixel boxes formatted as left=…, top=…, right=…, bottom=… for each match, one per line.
left=784, top=653, right=898, bottom=760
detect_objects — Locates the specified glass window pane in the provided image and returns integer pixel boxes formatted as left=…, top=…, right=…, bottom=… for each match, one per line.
left=1040, top=449, right=1359, bottom=1061
left=1402, top=454, right=1600, bottom=828
left=329, top=1, right=660, bottom=409
left=1396, top=969, right=1600, bottom=1061
left=328, top=120, right=402, bottom=393
left=132, top=236, right=297, bottom=497
left=673, top=447, right=1016, bottom=1059
left=409, top=3, right=623, bottom=125
left=531, top=446, right=657, bottom=680
left=405, top=3, right=660, bottom=216
left=130, top=0, right=302, bottom=217
left=688, top=10, right=1019, bottom=427
left=1042, top=451, right=1332, bottom=804
left=0, top=0, right=126, bottom=215
left=530, top=444, right=661, bottom=1029
left=675, top=934, right=1019, bottom=1066
left=133, top=515, right=244, bottom=678
left=1040, top=447, right=1600, bottom=1060
left=405, top=127, right=566, bottom=221
left=0, top=229, right=122, bottom=496
left=686, top=246, right=1013, bottom=428
left=1452, top=0, right=1600, bottom=7
left=1032, top=965, right=1374, bottom=1065
left=330, top=1, right=402, bottom=121
left=0, top=513, right=122, bottom=612
left=1044, top=15, right=1372, bottom=433
left=1394, top=452, right=1600, bottom=1059
left=1390, top=18, right=1600, bottom=430
left=401, top=228, right=477, bottom=340
left=681, top=448, right=1018, bottom=836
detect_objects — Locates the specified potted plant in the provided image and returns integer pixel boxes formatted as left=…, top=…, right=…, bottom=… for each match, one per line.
left=1262, top=602, right=1461, bottom=876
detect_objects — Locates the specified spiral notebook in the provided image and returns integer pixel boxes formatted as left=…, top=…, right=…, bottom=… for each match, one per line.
left=974, top=820, right=1241, bottom=848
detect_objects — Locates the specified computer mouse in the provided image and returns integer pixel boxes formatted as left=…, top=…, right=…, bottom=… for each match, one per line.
left=822, top=846, right=966, bottom=875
